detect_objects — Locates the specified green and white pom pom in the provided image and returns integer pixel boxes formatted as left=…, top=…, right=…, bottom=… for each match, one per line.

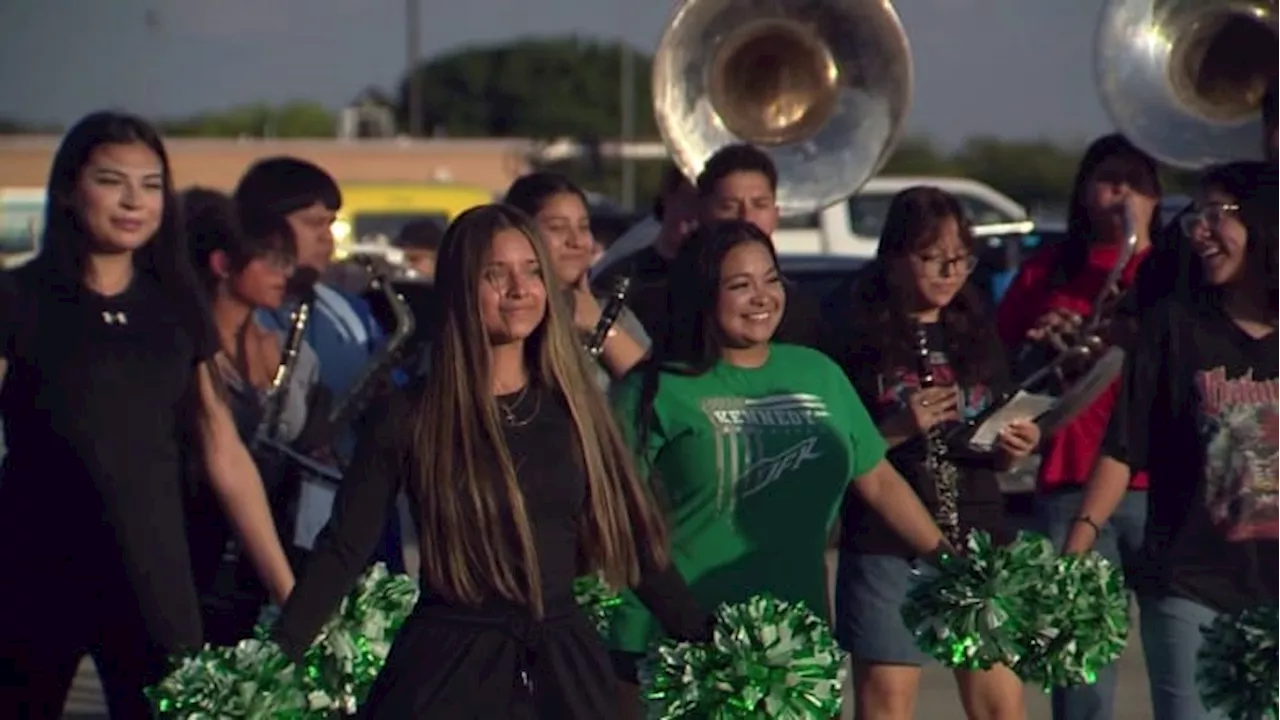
left=148, top=563, right=420, bottom=718
left=642, top=594, right=846, bottom=719
left=1197, top=605, right=1279, bottom=720
left=1015, top=551, right=1129, bottom=690
left=901, top=531, right=1052, bottom=671
left=146, top=638, right=312, bottom=719
left=303, top=563, right=420, bottom=714
left=574, top=574, right=622, bottom=635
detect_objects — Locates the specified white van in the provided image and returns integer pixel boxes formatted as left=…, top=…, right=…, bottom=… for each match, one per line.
left=593, top=176, right=1031, bottom=277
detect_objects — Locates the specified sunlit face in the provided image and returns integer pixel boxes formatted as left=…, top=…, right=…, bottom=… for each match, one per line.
left=227, top=249, right=295, bottom=310
left=1084, top=155, right=1156, bottom=236
left=704, top=171, right=780, bottom=237
left=900, top=217, right=974, bottom=313
left=535, top=192, right=594, bottom=286
left=479, top=228, right=548, bottom=344
left=1186, top=188, right=1249, bottom=287
left=285, top=202, right=337, bottom=273
left=716, top=241, right=785, bottom=349
left=76, top=142, right=165, bottom=254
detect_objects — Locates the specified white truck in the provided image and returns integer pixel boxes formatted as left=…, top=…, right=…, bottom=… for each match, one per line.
left=593, top=175, right=1031, bottom=276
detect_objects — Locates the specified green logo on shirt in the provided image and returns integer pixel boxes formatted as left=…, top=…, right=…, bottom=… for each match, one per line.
left=699, top=394, right=830, bottom=508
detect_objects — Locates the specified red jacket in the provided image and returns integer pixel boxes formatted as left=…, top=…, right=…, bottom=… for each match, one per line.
left=997, top=242, right=1151, bottom=491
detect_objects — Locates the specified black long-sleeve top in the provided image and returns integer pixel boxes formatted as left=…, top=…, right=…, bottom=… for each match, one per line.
left=273, top=382, right=706, bottom=661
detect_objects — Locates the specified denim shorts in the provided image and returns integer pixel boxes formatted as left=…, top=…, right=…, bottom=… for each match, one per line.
left=833, top=552, right=930, bottom=666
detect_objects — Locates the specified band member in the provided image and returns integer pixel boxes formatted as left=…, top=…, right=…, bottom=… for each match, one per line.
left=235, top=157, right=405, bottom=573
left=606, top=219, right=952, bottom=716
left=504, top=172, right=649, bottom=386
left=272, top=204, right=709, bottom=718
left=996, top=133, right=1161, bottom=720
left=1065, top=161, right=1277, bottom=720
left=182, top=188, right=323, bottom=646
left=822, top=188, right=1036, bottom=719
left=394, top=218, right=444, bottom=282
left=0, top=111, right=294, bottom=716
left=591, top=164, right=701, bottom=334
left=694, top=144, right=824, bottom=347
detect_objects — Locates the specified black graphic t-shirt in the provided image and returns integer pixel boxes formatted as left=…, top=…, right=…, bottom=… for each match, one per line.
left=832, top=321, right=1010, bottom=557
left=1103, top=296, right=1278, bottom=613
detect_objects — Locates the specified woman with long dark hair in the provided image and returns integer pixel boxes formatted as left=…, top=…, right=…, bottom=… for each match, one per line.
left=822, top=187, right=1037, bottom=719
left=272, top=204, right=708, bottom=718
left=996, top=133, right=1162, bottom=720
left=0, top=112, right=294, bottom=716
left=504, top=172, right=649, bottom=388
left=1065, top=161, right=1277, bottom=720
left=606, top=219, right=953, bottom=716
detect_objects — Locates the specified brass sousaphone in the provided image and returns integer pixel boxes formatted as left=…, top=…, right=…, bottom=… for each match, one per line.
left=984, top=0, right=1277, bottom=440
left=651, top=0, right=914, bottom=215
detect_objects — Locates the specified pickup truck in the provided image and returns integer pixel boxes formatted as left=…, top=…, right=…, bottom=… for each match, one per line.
left=593, top=175, right=1032, bottom=277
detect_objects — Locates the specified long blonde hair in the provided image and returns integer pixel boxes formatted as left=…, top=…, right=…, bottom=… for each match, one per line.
left=413, top=203, right=669, bottom=616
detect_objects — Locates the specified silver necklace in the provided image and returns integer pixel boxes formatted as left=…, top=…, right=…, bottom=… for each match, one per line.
left=498, top=385, right=541, bottom=427
left=101, top=310, right=128, bottom=325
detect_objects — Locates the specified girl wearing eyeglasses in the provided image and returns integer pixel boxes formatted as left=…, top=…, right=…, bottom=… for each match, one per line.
left=821, top=186, right=1037, bottom=719
left=995, top=133, right=1163, bottom=720
left=182, top=188, right=324, bottom=646
left=1065, top=162, right=1277, bottom=720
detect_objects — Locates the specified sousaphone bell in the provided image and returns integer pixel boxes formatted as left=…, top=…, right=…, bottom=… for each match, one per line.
left=652, top=0, right=914, bottom=215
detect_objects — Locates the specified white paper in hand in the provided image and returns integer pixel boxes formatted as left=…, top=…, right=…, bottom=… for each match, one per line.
left=967, top=390, right=1059, bottom=451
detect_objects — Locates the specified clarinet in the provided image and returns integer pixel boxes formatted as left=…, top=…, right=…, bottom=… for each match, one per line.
left=250, top=268, right=318, bottom=451
left=585, top=276, right=631, bottom=358
left=915, top=324, right=962, bottom=546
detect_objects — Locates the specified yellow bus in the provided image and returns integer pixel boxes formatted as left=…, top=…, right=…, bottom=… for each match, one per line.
left=331, top=182, right=494, bottom=259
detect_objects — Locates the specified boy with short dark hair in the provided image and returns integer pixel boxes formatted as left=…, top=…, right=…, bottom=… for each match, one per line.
left=234, top=156, right=404, bottom=573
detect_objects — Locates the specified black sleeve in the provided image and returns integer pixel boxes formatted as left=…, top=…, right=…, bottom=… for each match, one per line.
left=0, top=269, right=18, bottom=360
left=272, top=390, right=412, bottom=661
left=631, top=560, right=713, bottom=642
left=1100, top=299, right=1173, bottom=470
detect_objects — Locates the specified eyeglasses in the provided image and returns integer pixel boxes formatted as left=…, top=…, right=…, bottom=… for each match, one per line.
left=257, top=252, right=297, bottom=273
left=1179, top=203, right=1240, bottom=236
left=914, top=253, right=978, bottom=278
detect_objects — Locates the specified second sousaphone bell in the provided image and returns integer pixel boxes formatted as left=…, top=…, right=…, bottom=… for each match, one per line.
left=652, top=0, right=914, bottom=215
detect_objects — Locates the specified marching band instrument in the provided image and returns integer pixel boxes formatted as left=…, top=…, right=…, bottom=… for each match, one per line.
left=249, top=268, right=318, bottom=451
left=915, top=325, right=962, bottom=545
left=951, top=208, right=1140, bottom=444
left=651, top=0, right=913, bottom=215
left=585, top=276, right=631, bottom=358
left=325, top=256, right=417, bottom=446
left=1095, top=0, right=1278, bottom=168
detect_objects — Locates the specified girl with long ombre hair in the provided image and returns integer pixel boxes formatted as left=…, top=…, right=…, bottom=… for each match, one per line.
left=0, top=111, right=295, bottom=717
left=272, top=203, right=709, bottom=718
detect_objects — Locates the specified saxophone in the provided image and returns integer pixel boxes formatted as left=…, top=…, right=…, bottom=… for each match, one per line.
left=915, top=324, right=962, bottom=547
left=585, top=276, right=631, bottom=358
left=324, top=257, right=417, bottom=441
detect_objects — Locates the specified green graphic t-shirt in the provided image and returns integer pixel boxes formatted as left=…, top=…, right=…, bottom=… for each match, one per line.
left=609, top=343, right=886, bottom=652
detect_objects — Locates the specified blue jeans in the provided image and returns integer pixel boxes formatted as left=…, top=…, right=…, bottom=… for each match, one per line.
left=1034, top=487, right=1147, bottom=720
left=1138, top=595, right=1229, bottom=720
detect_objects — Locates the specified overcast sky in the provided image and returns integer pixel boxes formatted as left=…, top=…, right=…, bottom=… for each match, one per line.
left=0, top=0, right=1115, bottom=147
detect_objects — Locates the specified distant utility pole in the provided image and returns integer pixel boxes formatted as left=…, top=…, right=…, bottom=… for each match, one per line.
left=406, top=0, right=424, bottom=137
left=619, top=42, right=637, bottom=210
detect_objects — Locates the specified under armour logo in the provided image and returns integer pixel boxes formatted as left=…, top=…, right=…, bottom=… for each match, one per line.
left=101, top=311, right=128, bottom=325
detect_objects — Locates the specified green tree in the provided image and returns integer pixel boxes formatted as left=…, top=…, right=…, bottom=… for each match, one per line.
left=949, top=136, right=1083, bottom=207
left=160, top=101, right=335, bottom=138
left=398, top=36, right=654, bottom=140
